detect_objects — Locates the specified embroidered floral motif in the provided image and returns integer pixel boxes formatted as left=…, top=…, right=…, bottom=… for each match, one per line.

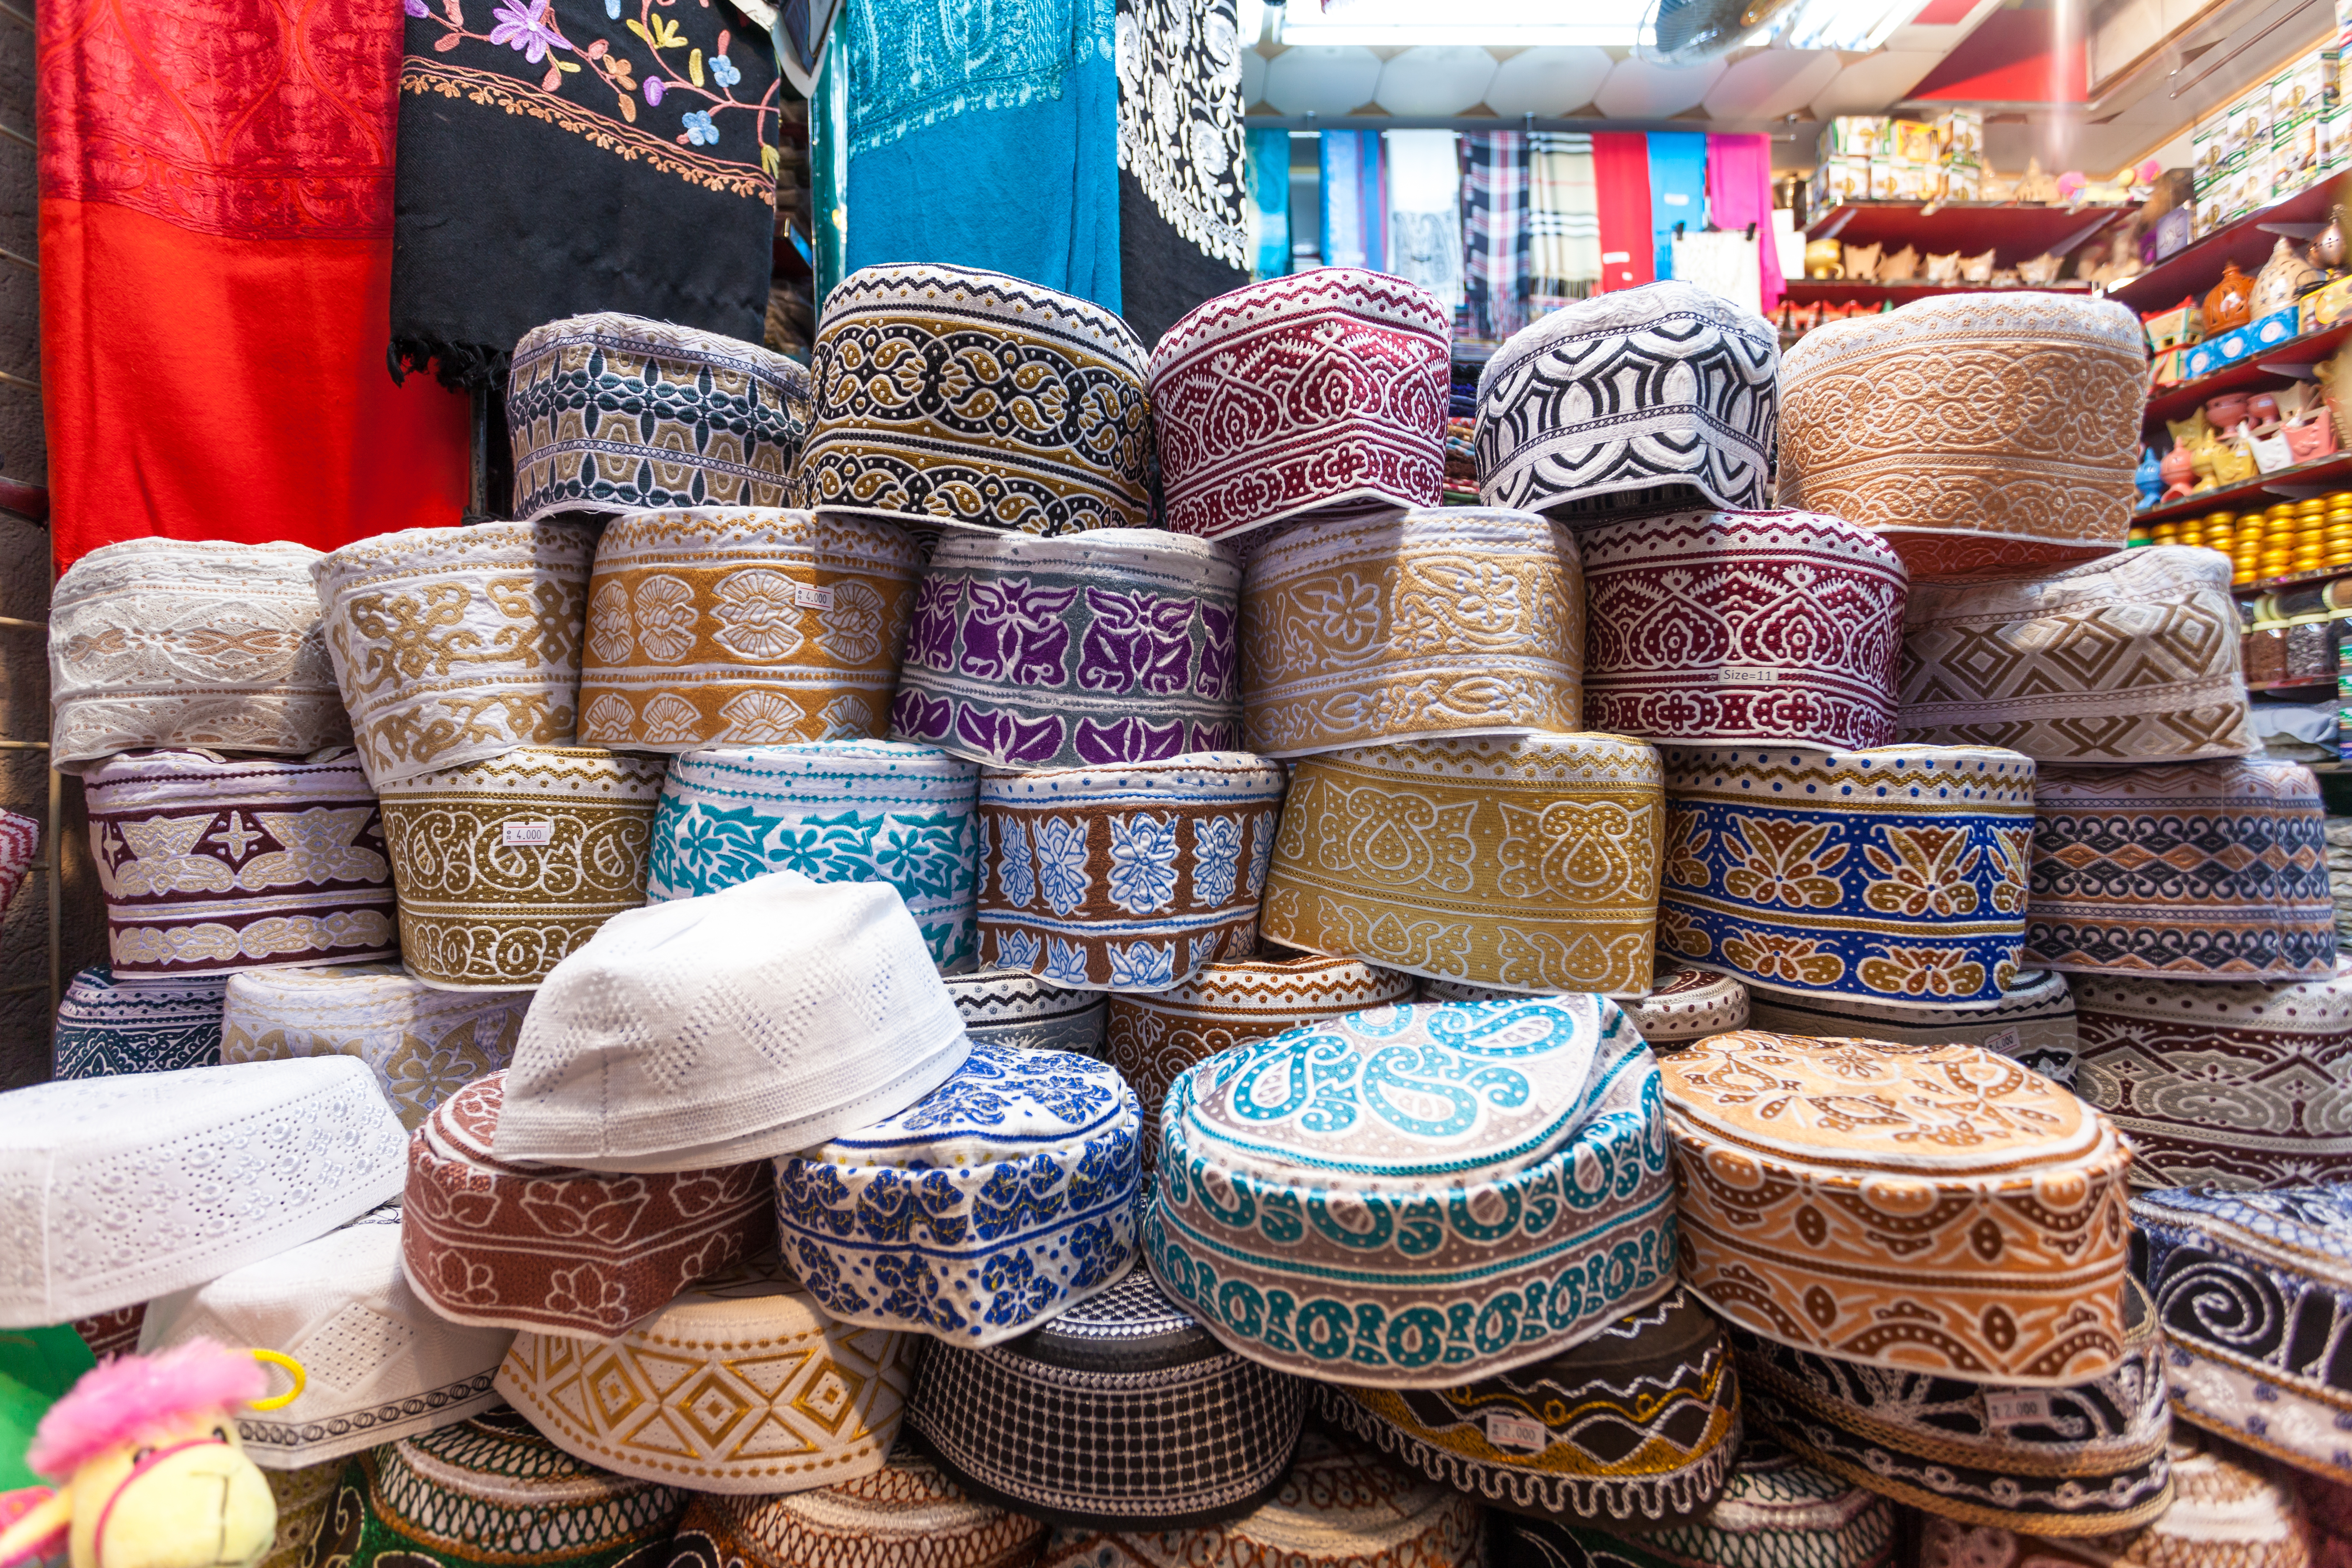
left=1856, top=945, right=1989, bottom=999
left=633, top=575, right=699, bottom=663
left=710, top=569, right=804, bottom=660
left=1723, top=819, right=1847, bottom=909
left=1723, top=931, right=1846, bottom=988
left=1107, top=813, right=1182, bottom=914
left=1862, top=825, right=1982, bottom=918
left=1035, top=817, right=1093, bottom=916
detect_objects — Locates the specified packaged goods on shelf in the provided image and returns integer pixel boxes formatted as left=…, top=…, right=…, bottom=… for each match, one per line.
left=1818, top=116, right=1890, bottom=159
left=2272, top=48, right=2336, bottom=197
left=1811, top=156, right=1869, bottom=210
left=1934, top=106, right=1984, bottom=165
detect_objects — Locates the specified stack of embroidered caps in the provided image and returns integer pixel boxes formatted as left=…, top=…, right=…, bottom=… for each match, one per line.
left=1660, top=1029, right=2160, bottom=1539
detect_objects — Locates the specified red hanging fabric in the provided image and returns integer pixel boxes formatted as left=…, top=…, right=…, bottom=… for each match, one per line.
left=1590, top=132, right=1655, bottom=293
left=39, top=0, right=470, bottom=572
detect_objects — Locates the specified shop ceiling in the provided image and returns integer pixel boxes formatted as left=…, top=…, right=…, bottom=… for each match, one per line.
left=1240, top=0, right=2337, bottom=174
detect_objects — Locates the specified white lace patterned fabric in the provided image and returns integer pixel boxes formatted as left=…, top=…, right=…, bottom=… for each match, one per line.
left=493, top=872, right=970, bottom=1173
left=0, top=1057, right=408, bottom=1327
left=49, top=538, right=353, bottom=771
left=140, top=1207, right=513, bottom=1468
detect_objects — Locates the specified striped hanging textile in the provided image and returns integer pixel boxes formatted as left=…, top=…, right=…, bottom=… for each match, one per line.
left=1459, top=131, right=1529, bottom=343
left=1527, top=132, right=1600, bottom=309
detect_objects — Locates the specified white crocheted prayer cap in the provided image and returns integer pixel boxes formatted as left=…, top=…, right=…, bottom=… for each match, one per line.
left=0, top=1057, right=408, bottom=1327
left=141, top=1207, right=513, bottom=1469
left=493, top=871, right=971, bottom=1173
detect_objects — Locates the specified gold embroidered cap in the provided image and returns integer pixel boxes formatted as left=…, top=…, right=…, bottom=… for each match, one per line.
left=1239, top=507, right=1584, bottom=759
left=495, top=1251, right=917, bottom=1494
left=312, top=520, right=595, bottom=790
left=1660, top=1030, right=2135, bottom=1386
left=577, top=507, right=923, bottom=753
left=1260, top=734, right=1663, bottom=998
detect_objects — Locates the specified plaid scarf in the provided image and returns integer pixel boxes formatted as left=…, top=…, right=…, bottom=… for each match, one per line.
left=1459, top=132, right=1528, bottom=343
left=1528, top=132, right=1600, bottom=302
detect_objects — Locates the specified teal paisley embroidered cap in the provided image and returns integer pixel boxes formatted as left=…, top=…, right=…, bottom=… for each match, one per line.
left=1148, top=995, right=1677, bottom=1387
left=773, top=1041, right=1144, bottom=1347
left=647, top=740, right=981, bottom=972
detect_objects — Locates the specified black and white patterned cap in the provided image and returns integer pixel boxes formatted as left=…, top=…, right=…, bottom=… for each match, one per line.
left=1473, top=281, right=1777, bottom=523
left=903, top=1261, right=1305, bottom=1530
left=944, top=967, right=1109, bottom=1057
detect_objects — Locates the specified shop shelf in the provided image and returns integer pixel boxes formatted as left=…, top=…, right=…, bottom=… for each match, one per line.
left=2143, top=317, right=2352, bottom=428
left=2231, top=564, right=2352, bottom=595
left=1803, top=202, right=2131, bottom=271
left=2107, top=178, right=2352, bottom=316
left=1783, top=279, right=2097, bottom=303
left=2135, top=450, right=2352, bottom=525
left=2249, top=677, right=2341, bottom=691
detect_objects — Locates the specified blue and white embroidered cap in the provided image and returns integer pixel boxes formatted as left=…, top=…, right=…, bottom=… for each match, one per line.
left=773, top=1041, right=1143, bottom=1347
left=646, top=740, right=981, bottom=973
left=492, top=870, right=970, bottom=1174
left=52, top=964, right=228, bottom=1081
left=1148, top=995, right=1677, bottom=1387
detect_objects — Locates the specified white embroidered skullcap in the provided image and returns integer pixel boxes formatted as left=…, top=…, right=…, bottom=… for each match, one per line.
left=0, top=1057, right=408, bottom=1327
left=492, top=871, right=971, bottom=1172
left=140, top=1207, right=513, bottom=1469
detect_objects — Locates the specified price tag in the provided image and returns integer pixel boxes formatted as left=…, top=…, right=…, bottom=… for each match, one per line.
left=1983, top=1390, right=2052, bottom=1429
left=1663, top=191, right=1692, bottom=206
left=501, top=820, right=555, bottom=848
left=1602, top=251, right=1632, bottom=265
left=1485, top=1411, right=1549, bottom=1453
left=1983, top=1026, right=2022, bottom=1057
left=794, top=583, right=835, bottom=610
left=1720, top=667, right=1783, bottom=685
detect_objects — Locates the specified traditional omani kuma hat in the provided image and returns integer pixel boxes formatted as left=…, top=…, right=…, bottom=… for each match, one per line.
left=51, top=965, right=227, bottom=1081
left=1661, top=1032, right=2134, bottom=1386
left=1659, top=744, right=2035, bottom=1011
left=1744, top=969, right=2082, bottom=1088
left=221, top=963, right=526, bottom=1130
left=2072, top=961, right=2352, bottom=1189
left=1033, top=1428, right=1486, bottom=1568
left=1778, top=292, right=2146, bottom=575
left=2027, top=759, right=2333, bottom=982
left=1488, top=1439, right=1899, bottom=1568
left=1473, top=281, right=1779, bottom=524
left=260, top=1461, right=342, bottom=1568
left=84, top=748, right=397, bottom=980
left=1578, top=510, right=1908, bottom=753
left=891, top=527, right=1241, bottom=770
left=1316, top=1285, right=1742, bottom=1533
left=0, top=810, right=29, bottom=925
left=1262, top=735, right=1663, bottom=998
left=575, top=508, right=921, bottom=753
left=1104, top=952, right=1416, bottom=1166
left=48, top=538, right=352, bottom=771
left=309, top=1408, right=689, bottom=1568
left=493, top=872, right=970, bottom=1172
left=1420, top=968, right=1751, bottom=1052
left=975, top=753, right=1286, bottom=992
left=496, top=1250, right=918, bottom=1496
left=312, top=519, right=594, bottom=790
left=1914, top=1437, right=2315, bottom=1568
left=402, top=1072, right=775, bottom=1339
left=904, top=1262, right=1306, bottom=1530
left=2135, top=1185, right=2352, bottom=1484
left=646, top=740, right=980, bottom=973
left=507, top=313, right=814, bottom=520
left=376, top=745, right=667, bottom=991
left=1732, top=1278, right=2175, bottom=1537
left=0, top=1057, right=408, bottom=1327
left=666, top=1445, right=1050, bottom=1568
left=1239, top=507, right=1584, bottom=758
left=1897, top=545, right=2256, bottom=764
left=774, top=1042, right=1143, bottom=1348
left=139, top=1207, right=514, bottom=1469
left=946, top=967, right=1107, bottom=1055
left=1148, top=269, right=1451, bottom=542
left=1150, top=995, right=1675, bottom=1385
left=794, top=263, right=1154, bottom=537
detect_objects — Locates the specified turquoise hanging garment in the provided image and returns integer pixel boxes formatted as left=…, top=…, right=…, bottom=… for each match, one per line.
left=1247, top=127, right=1290, bottom=279
left=1646, top=131, right=1707, bottom=281
left=841, top=0, right=1121, bottom=311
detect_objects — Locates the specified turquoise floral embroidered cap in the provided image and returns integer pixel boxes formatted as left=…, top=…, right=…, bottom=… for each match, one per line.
left=491, top=869, right=970, bottom=1173
left=774, top=1040, right=1144, bottom=1346
left=1148, top=994, right=1677, bottom=1387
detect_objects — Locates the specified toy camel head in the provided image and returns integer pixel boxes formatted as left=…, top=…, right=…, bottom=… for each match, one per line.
left=0, top=1341, right=279, bottom=1568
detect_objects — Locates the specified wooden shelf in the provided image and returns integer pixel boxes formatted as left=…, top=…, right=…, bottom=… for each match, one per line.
left=2108, top=178, right=2352, bottom=316
left=1786, top=279, right=2096, bottom=304
left=2249, top=677, right=2341, bottom=691
left=2143, top=318, right=2352, bottom=427
left=1803, top=202, right=2131, bottom=271
left=2134, top=450, right=2352, bottom=524
left=2228, top=564, right=2352, bottom=595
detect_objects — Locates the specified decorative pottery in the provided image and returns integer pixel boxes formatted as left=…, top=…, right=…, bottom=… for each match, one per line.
left=2159, top=443, right=2194, bottom=502
left=2287, top=410, right=2339, bottom=463
left=2134, top=447, right=2161, bottom=510
left=2248, top=392, right=2282, bottom=429
left=2204, top=259, right=2255, bottom=333
left=2205, top=393, right=2250, bottom=434
left=2254, top=235, right=2324, bottom=315
left=2317, top=205, right=2348, bottom=272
